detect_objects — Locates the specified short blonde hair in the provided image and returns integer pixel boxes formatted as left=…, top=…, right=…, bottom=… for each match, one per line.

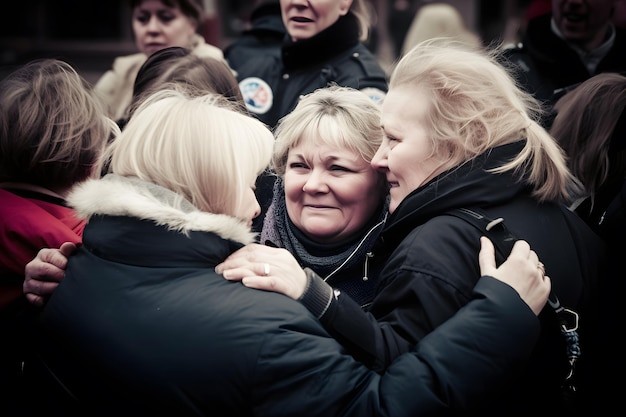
left=391, top=39, right=579, bottom=202
left=272, top=85, right=383, bottom=176
left=106, top=88, right=274, bottom=216
left=0, top=59, right=116, bottom=190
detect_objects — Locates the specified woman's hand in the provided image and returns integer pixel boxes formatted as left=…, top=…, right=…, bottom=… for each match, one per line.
left=479, top=236, right=550, bottom=315
left=23, top=242, right=76, bottom=307
left=215, top=243, right=308, bottom=299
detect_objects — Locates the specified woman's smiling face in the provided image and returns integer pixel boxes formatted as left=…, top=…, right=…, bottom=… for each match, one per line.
left=371, top=84, right=448, bottom=214
left=284, top=140, right=385, bottom=243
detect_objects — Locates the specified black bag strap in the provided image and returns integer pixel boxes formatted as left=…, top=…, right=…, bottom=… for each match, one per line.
left=445, top=207, right=581, bottom=395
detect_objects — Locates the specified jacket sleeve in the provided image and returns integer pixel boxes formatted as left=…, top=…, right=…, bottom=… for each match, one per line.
left=351, top=276, right=540, bottom=416
left=301, top=218, right=497, bottom=371
left=299, top=269, right=410, bottom=370
left=256, top=276, right=540, bottom=417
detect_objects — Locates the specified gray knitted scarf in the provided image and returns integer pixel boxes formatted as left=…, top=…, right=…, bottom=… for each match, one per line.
left=260, top=178, right=388, bottom=280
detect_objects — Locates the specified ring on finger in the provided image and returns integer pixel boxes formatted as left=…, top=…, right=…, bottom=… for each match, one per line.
left=537, top=261, right=545, bottom=276
left=263, top=263, right=271, bottom=276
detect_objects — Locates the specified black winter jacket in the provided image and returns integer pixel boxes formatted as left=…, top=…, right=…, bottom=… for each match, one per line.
left=25, top=174, right=541, bottom=417
left=224, top=2, right=286, bottom=72
left=504, top=14, right=626, bottom=121
left=228, top=12, right=388, bottom=129
left=300, top=141, right=606, bottom=417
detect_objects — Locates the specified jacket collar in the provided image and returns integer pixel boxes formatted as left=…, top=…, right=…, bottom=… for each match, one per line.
left=67, top=174, right=257, bottom=245
left=382, top=140, right=529, bottom=240
left=281, top=13, right=360, bottom=71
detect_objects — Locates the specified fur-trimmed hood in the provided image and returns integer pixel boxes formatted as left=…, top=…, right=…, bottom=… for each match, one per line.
left=67, top=174, right=257, bottom=245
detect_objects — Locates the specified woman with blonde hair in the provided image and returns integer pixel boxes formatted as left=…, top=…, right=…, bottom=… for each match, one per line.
left=218, top=39, right=605, bottom=416
left=25, top=86, right=550, bottom=416
left=230, top=0, right=389, bottom=232
left=262, top=85, right=389, bottom=308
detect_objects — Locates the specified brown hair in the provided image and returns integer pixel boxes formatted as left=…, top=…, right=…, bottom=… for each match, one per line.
left=0, top=59, right=116, bottom=190
left=123, top=46, right=246, bottom=125
left=551, top=72, right=626, bottom=197
left=129, top=0, right=205, bottom=26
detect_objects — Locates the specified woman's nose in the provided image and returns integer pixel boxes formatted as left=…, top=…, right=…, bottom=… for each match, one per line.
left=146, top=16, right=161, bottom=32
left=371, top=146, right=388, bottom=171
left=302, top=170, right=329, bottom=193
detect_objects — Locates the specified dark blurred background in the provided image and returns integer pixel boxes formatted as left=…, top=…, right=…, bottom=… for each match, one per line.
left=0, top=0, right=531, bottom=84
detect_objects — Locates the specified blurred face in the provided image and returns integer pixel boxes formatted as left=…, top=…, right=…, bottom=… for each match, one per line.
left=132, top=0, right=197, bottom=55
left=551, top=0, right=616, bottom=50
left=371, top=85, right=448, bottom=214
left=233, top=183, right=262, bottom=229
left=284, top=141, right=384, bottom=243
left=280, top=0, right=353, bottom=41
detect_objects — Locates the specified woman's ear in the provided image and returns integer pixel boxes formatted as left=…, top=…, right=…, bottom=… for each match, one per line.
left=339, top=0, right=354, bottom=16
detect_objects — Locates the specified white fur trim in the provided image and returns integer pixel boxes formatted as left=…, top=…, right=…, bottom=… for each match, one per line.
left=68, top=176, right=257, bottom=245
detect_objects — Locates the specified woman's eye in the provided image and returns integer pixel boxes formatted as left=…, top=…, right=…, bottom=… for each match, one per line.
left=135, top=14, right=150, bottom=24
left=330, top=165, right=351, bottom=172
left=289, top=162, right=308, bottom=169
left=157, top=12, right=176, bottom=23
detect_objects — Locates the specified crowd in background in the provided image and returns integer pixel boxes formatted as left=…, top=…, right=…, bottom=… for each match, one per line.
left=1, top=0, right=625, bottom=416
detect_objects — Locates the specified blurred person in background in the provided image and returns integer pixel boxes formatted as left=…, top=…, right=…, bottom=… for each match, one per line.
left=549, top=70, right=626, bottom=413
left=387, top=0, right=421, bottom=59
left=94, top=0, right=228, bottom=124
left=504, top=0, right=626, bottom=128
left=223, top=1, right=287, bottom=70
left=400, top=2, right=482, bottom=56
left=550, top=72, right=626, bottom=245
left=228, top=0, right=388, bottom=129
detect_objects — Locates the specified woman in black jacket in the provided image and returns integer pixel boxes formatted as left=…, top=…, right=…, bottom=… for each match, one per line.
left=226, top=0, right=388, bottom=129
left=218, top=40, right=606, bottom=417
left=24, top=86, right=549, bottom=417
left=260, top=85, right=389, bottom=309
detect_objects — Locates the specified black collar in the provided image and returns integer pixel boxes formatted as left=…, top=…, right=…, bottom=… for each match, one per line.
left=281, top=13, right=360, bottom=71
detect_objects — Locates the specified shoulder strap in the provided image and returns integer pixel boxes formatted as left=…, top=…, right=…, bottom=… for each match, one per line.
left=446, top=208, right=516, bottom=258
left=445, top=207, right=581, bottom=395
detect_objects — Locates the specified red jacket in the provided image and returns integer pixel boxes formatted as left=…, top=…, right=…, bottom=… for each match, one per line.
left=0, top=188, right=84, bottom=314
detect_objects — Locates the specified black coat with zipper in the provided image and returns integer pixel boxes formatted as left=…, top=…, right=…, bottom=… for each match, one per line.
left=301, top=141, right=606, bottom=416
left=24, top=174, right=542, bottom=417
